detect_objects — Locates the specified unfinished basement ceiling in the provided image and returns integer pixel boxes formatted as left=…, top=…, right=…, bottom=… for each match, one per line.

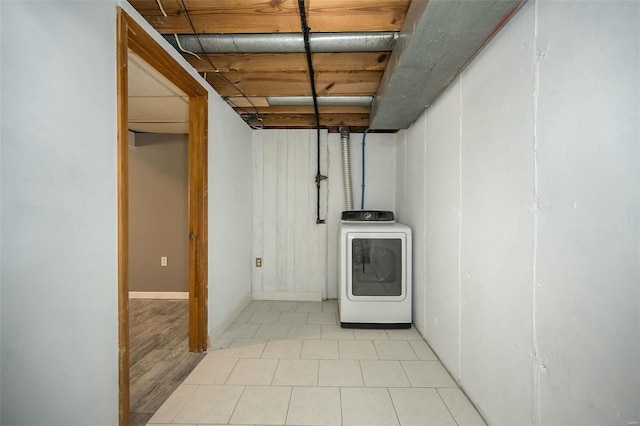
left=129, top=0, right=522, bottom=132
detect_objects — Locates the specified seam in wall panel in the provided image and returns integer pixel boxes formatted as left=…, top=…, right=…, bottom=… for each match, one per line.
left=457, top=76, right=463, bottom=383
left=423, top=107, right=428, bottom=335
left=531, top=1, right=542, bottom=424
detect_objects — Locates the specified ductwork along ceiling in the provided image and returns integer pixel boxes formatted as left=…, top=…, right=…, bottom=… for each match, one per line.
left=130, top=0, right=524, bottom=132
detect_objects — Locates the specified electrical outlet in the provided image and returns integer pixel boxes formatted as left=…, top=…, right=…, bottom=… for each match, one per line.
left=161, top=256, right=168, bottom=267
left=256, top=258, right=262, bottom=267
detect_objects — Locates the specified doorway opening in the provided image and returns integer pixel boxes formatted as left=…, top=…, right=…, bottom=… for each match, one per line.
left=117, top=9, right=209, bottom=426
left=127, top=51, right=204, bottom=424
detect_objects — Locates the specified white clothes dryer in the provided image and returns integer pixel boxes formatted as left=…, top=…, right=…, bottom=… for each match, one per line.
left=338, top=211, right=412, bottom=328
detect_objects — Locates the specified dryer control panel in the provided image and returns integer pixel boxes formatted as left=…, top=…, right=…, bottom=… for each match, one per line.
left=341, top=210, right=395, bottom=222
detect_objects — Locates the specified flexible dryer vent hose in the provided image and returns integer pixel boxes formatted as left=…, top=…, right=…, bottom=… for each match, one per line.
left=340, top=126, right=353, bottom=211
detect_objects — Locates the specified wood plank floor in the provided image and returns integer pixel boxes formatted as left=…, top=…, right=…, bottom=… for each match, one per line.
left=129, top=299, right=205, bottom=425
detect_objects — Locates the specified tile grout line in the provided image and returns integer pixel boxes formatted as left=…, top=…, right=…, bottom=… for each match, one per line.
left=271, top=358, right=282, bottom=385
left=339, top=387, right=345, bottom=426
left=167, top=384, right=196, bottom=424
left=283, top=386, right=294, bottom=426
left=386, top=387, right=402, bottom=426
left=227, top=385, right=247, bottom=425
left=436, top=387, right=461, bottom=426
left=407, top=340, right=420, bottom=360
left=398, top=359, right=414, bottom=388
left=372, top=339, right=381, bottom=361
left=357, top=360, right=366, bottom=387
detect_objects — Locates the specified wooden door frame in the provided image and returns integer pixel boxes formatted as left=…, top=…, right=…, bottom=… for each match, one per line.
left=117, top=8, right=209, bottom=426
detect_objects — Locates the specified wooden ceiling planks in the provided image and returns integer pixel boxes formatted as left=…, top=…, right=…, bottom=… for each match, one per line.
left=186, top=52, right=390, bottom=73
left=259, top=113, right=370, bottom=127
left=129, top=0, right=411, bottom=130
left=240, top=105, right=371, bottom=114
left=206, top=71, right=382, bottom=97
left=132, top=0, right=411, bottom=34
left=233, top=106, right=371, bottom=129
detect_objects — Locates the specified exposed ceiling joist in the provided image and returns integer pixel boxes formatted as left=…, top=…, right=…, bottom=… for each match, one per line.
left=206, top=71, right=382, bottom=97
left=186, top=52, right=390, bottom=73
left=129, top=0, right=524, bottom=131
left=266, top=96, right=373, bottom=106
left=239, top=105, right=370, bottom=114
left=370, top=0, right=525, bottom=130
left=259, top=113, right=369, bottom=127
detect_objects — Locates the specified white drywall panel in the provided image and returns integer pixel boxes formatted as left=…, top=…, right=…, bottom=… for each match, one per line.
left=403, top=113, right=428, bottom=335
left=326, top=132, right=397, bottom=299
left=0, top=2, right=3, bottom=419
left=207, top=93, right=254, bottom=327
left=395, top=130, right=407, bottom=223
left=347, top=133, right=397, bottom=213
left=253, top=130, right=328, bottom=298
left=423, top=79, right=462, bottom=380
left=0, top=2, right=118, bottom=424
left=459, top=3, right=535, bottom=423
left=535, top=1, right=640, bottom=424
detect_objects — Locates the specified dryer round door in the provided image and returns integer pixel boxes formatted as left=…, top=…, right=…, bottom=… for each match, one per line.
left=346, top=232, right=407, bottom=302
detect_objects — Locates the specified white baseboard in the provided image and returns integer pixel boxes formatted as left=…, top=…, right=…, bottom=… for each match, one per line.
left=252, top=291, right=323, bottom=302
left=129, top=291, right=189, bottom=300
left=208, top=292, right=253, bottom=346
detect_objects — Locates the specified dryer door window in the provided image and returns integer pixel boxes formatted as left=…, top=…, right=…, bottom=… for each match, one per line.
left=351, top=238, right=402, bottom=297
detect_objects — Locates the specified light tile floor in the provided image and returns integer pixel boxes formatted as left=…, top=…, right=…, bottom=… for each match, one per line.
left=148, top=300, right=486, bottom=426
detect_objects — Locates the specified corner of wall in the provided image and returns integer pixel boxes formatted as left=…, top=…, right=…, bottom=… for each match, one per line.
left=456, top=75, right=463, bottom=384
left=0, top=1, right=3, bottom=418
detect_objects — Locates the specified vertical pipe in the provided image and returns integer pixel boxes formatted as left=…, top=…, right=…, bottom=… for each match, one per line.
left=361, top=128, right=370, bottom=210
left=297, top=0, right=326, bottom=224
left=340, top=126, right=353, bottom=210
left=316, top=126, right=322, bottom=222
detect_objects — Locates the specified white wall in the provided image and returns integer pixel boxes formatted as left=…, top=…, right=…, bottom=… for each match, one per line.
left=459, top=4, right=536, bottom=421
left=0, top=2, right=3, bottom=420
left=208, top=92, right=254, bottom=326
left=0, top=2, right=119, bottom=424
left=251, top=130, right=397, bottom=300
left=396, top=1, right=640, bottom=425
left=0, top=2, right=255, bottom=423
left=401, top=117, right=428, bottom=335
left=252, top=130, right=328, bottom=298
left=326, top=132, right=397, bottom=299
left=534, top=2, right=639, bottom=424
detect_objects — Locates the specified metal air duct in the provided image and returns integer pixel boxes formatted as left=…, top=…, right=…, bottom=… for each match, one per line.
left=340, top=127, right=353, bottom=211
left=164, top=32, right=398, bottom=54
left=370, top=0, right=525, bottom=129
